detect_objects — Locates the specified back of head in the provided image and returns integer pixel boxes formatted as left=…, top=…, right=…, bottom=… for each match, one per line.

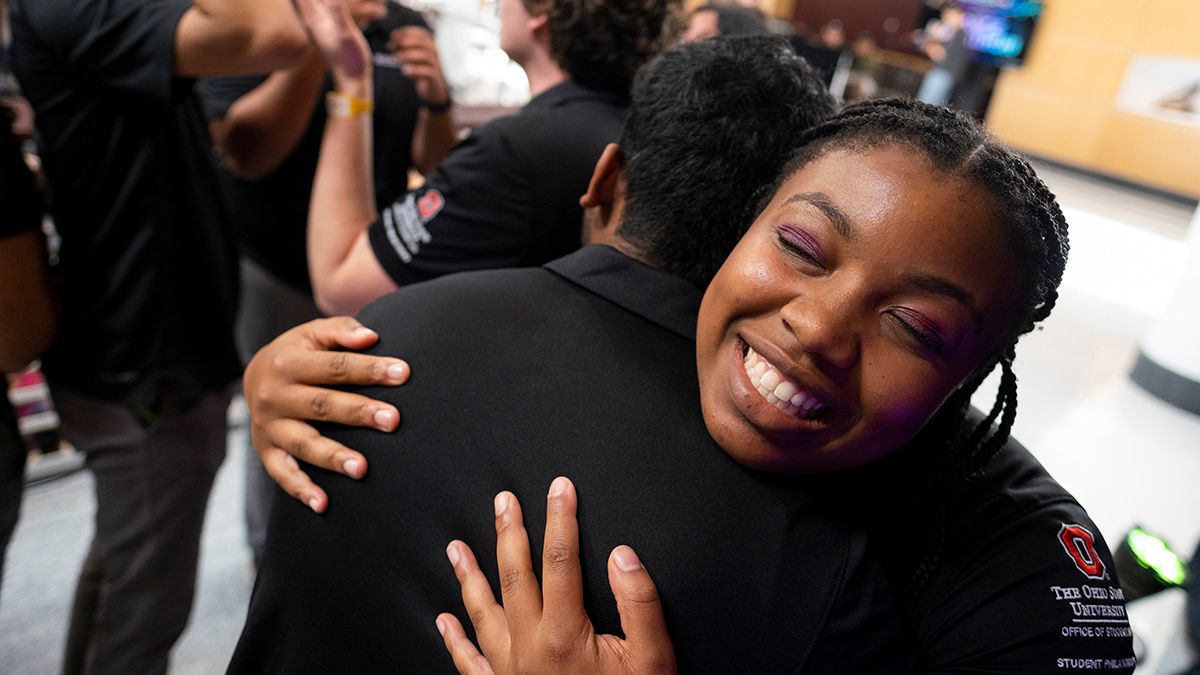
left=526, top=0, right=681, bottom=93
left=617, top=36, right=836, bottom=288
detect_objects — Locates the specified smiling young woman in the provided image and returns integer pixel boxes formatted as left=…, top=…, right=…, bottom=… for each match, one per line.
left=696, top=143, right=1024, bottom=474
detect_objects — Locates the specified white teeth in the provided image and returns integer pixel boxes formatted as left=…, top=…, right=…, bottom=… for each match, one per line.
left=760, top=370, right=780, bottom=390
left=742, top=345, right=828, bottom=420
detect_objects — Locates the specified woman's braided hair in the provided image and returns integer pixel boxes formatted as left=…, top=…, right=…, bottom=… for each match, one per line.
left=779, top=98, right=1070, bottom=601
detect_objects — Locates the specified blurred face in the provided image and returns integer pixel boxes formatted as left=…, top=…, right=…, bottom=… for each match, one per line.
left=683, top=9, right=720, bottom=42
left=499, top=0, right=538, bottom=63
left=696, top=145, right=1021, bottom=474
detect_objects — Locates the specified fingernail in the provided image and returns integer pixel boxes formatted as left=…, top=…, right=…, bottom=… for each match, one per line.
left=387, top=363, right=409, bottom=381
left=446, top=542, right=460, bottom=567
left=374, top=408, right=396, bottom=429
left=494, top=492, right=509, bottom=517
left=307, top=496, right=321, bottom=512
left=548, top=476, right=568, bottom=498
left=342, top=458, right=361, bottom=477
left=613, top=546, right=642, bottom=572
left=353, top=326, right=377, bottom=338
left=435, top=616, right=447, bottom=637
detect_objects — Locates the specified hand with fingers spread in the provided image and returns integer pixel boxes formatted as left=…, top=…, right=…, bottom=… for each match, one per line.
left=437, top=477, right=678, bottom=675
left=387, top=26, right=451, bottom=108
left=243, top=316, right=410, bottom=512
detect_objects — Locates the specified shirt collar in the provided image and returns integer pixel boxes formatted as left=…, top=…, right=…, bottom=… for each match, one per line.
left=524, top=79, right=629, bottom=112
left=545, top=245, right=701, bottom=341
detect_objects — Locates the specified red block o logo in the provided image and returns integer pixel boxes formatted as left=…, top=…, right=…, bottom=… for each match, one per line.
left=1059, top=523, right=1106, bottom=580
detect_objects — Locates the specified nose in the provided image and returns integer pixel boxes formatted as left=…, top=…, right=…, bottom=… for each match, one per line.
left=779, top=292, right=860, bottom=371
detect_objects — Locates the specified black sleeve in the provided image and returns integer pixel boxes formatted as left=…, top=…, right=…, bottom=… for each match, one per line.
left=196, top=75, right=268, bottom=119
left=914, top=501, right=1136, bottom=674
left=19, top=0, right=191, bottom=102
left=0, top=109, right=40, bottom=239
left=367, top=122, right=535, bottom=286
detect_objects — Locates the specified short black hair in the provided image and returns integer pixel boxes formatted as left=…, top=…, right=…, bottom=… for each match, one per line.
left=616, top=36, right=836, bottom=288
left=524, top=0, right=681, bottom=94
left=692, top=4, right=769, bottom=37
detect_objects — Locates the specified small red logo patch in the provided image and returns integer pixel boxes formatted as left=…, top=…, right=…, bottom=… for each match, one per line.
left=1059, top=523, right=1106, bottom=580
left=417, top=189, right=445, bottom=221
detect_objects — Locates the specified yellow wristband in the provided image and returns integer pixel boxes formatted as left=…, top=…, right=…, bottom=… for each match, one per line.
left=326, top=92, right=374, bottom=119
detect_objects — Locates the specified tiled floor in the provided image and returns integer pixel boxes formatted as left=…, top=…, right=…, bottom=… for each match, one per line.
left=0, top=161, right=1197, bottom=673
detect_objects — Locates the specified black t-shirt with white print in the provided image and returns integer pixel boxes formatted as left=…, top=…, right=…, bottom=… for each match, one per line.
left=367, top=79, right=627, bottom=285
left=903, top=437, right=1137, bottom=673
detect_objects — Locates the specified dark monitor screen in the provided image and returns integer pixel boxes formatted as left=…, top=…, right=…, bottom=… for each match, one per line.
left=958, top=0, right=1044, bottom=67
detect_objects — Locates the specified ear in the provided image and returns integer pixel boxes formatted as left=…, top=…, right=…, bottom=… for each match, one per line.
left=580, top=143, right=623, bottom=210
left=528, top=12, right=549, bottom=36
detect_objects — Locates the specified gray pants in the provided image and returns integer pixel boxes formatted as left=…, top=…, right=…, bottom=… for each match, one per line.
left=235, top=258, right=323, bottom=566
left=53, top=386, right=229, bottom=675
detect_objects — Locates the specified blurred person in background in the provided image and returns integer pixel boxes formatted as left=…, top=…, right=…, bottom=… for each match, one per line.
left=198, top=0, right=456, bottom=569
left=0, top=92, right=54, bottom=609
left=916, top=1, right=968, bottom=106
left=7, top=0, right=309, bottom=671
left=682, top=3, right=768, bottom=43
left=302, top=0, right=678, bottom=316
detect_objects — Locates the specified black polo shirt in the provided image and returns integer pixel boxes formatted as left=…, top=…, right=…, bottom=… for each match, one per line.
left=230, top=245, right=912, bottom=673
left=199, top=4, right=428, bottom=294
left=899, top=440, right=1136, bottom=673
left=366, top=81, right=627, bottom=285
left=9, top=0, right=240, bottom=409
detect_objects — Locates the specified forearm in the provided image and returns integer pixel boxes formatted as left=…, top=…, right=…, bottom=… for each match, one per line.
left=0, top=230, right=57, bottom=373
left=212, top=49, right=327, bottom=180
left=307, top=75, right=379, bottom=312
left=411, top=107, right=457, bottom=176
left=175, top=0, right=309, bottom=77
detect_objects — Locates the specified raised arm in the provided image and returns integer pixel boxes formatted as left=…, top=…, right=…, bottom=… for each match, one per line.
left=295, top=0, right=397, bottom=315
left=208, top=50, right=327, bottom=180
left=175, top=0, right=310, bottom=77
left=243, top=316, right=409, bottom=511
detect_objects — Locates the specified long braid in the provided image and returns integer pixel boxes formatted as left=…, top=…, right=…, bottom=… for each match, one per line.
left=780, top=98, right=1071, bottom=604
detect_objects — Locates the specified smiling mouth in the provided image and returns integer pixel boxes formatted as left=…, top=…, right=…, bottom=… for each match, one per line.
left=742, top=344, right=830, bottom=420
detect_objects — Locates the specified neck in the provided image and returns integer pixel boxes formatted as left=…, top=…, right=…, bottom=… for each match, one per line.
left=522, top=52, right=569, bottom=99
left=610, top=237, right=657, bottom=270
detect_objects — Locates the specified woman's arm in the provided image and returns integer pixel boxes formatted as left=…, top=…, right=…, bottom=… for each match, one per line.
left=295, top=0, right=399, bottom=315
left=438, top=477, right=677, bottom=675
left=243, top=316, right=408, bottom=511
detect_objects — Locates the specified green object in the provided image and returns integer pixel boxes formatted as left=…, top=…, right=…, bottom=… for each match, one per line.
left=1127, top=526, right=1189, bottom=586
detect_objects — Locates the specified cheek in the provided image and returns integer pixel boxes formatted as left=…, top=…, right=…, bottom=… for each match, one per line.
left=856, top=354, right=959, bottom=442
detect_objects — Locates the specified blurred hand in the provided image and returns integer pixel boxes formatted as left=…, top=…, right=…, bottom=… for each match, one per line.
left=294, top=0, right=371, bottom=88
left=243, top=316, right=409, bottom=512
left=437, top=477, right=678, bottom=675
left=388, top=26, right=451, bottom=106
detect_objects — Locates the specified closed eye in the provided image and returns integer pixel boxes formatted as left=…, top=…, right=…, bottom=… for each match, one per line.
left=886, top=309, right=948, bottom=358
left=775, top=225, right=826, bottom=270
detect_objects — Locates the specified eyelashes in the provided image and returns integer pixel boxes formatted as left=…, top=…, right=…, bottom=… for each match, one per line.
left=776, top=225, right=825, bottom=269
left=887, top=308, right=948, bottom=356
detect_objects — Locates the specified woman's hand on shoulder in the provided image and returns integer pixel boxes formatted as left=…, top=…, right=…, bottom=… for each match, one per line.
left=437, top=477, right=677, bottom=675
left=243, top=316, right=409, bottom=512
